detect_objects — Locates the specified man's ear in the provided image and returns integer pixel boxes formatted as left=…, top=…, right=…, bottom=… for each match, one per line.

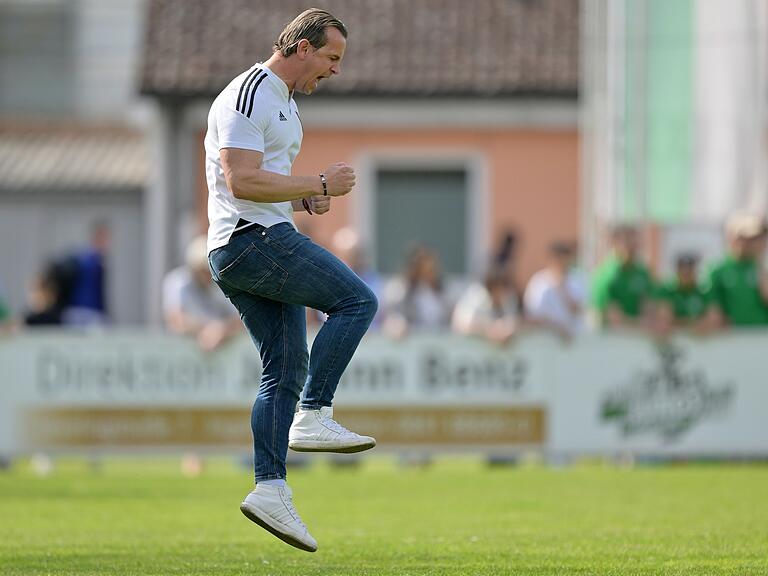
left=296, top=39, right=312, bottom=59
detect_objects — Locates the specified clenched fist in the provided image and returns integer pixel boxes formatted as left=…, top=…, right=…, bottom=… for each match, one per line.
left=308, top=195, right=331, bottom=215
left=323, top=162, right=356, bottom=197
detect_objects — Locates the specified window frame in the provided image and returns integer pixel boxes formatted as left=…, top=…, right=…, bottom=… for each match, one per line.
left=354, top=150, right=490, bottom=279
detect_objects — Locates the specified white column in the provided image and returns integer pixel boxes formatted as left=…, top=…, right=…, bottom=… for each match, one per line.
left=145, top=101, right=180, bottom=326
left=693, top=0, right=768, bottom=220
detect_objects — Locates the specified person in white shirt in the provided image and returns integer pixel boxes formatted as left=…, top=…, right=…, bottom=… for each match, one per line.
left=524, top=241, right=587, bottom=339
left=205, top=9, right=377, bottom=552
left=162, top=235, right=241, bottom=351
left=452, top=269, right=519, bottom=345
left=383, top=245, right=451, bottom=338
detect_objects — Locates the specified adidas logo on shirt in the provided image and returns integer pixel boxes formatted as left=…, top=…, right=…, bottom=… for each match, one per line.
left=278, top=111, right=287, bottom=121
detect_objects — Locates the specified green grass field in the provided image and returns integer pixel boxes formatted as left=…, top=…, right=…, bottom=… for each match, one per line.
left=0, top=457, right=766, bottom=575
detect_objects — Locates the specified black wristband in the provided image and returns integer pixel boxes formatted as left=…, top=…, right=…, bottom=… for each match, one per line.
left=320, top=173, right=328, bottom=196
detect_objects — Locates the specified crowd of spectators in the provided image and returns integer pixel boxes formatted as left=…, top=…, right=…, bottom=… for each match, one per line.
left=16, top=222, right=111, bottom=329
left=589, top=213, right=768, bottom=337
left=378, top=236, right=585, bottom=345
left=5, top=212, right=767, bottom=348
left=376, top=212, right=768, bottom=343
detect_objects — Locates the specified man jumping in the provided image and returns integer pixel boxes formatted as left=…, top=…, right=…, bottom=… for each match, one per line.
left=204, top=9, right=377, bottom=552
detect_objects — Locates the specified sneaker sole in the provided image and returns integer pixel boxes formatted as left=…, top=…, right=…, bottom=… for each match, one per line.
left=239, top=503, right=317, bottom=553
left=288, top=439, right=376, bottom=454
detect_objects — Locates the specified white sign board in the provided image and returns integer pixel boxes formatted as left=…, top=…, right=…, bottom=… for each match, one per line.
left=0, top=330, right=765, bottom=456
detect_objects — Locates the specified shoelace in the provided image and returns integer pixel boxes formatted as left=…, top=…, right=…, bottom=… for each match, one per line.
left=321, top=415, right=353, bottom=436
left=280, top=491, right=307, bottom=531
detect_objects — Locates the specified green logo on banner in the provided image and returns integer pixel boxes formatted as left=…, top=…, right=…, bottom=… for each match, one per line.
left=601, top=343, right=734, bottom=442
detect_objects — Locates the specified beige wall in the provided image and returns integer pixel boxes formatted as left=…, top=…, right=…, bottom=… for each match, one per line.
left=198, top=128, right=579, bottom=285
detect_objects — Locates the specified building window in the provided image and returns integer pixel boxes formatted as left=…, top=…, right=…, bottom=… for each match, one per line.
left=0, top=1, right=75, bottom=116
left=375, top=169, right=468, bottom=276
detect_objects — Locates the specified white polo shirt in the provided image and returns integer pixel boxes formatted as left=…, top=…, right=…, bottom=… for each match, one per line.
left=523, top=268, right=587, bottom=336
left=162, top=266, right=238, bottom=323
left=204, top=63, right=303, bottom=253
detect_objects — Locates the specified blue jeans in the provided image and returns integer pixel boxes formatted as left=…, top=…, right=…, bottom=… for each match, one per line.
left=208, top=222, right=378, bottom=481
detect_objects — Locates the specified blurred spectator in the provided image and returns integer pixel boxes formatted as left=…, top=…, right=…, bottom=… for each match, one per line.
left=591, top=225, right=655, bottom=328
left=0, top=283, right=12, bottom=333
left=61, top=221, right=111, bottom=326
left=383, top=245, right=451, bottom=338
left=46, top=255, right=78, bottom=319
left=702, top=213, right=768, bottom=328
left=492, top=228, right=523, bottom=314
left=452, top=269, right=519, bottom=345
left=23, top=266, right=63, bottom=326
left=163, top=235, right=242, bottom=351
left=493, top=229, right=518, bottom=271
left=652, top=253, right=708, bottom=334
left=524, top=241, right=586, bottom=338
left=332, top=227, right=383, bottom=327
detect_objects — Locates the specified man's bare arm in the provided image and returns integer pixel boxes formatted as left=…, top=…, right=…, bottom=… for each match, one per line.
left=221, top=148, right=355, bottom=202
left=222, top=148, right=321, bottom=202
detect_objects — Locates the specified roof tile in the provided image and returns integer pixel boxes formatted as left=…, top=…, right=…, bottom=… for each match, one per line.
left=0, top=125, right=147, bottom=195
left=140, top=0, right=579, bottom=98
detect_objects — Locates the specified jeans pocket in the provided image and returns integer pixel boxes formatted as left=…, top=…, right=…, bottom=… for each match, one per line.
left=212, top=242, right=256, bottom=277
left=211, top=241, right=288, bottom=297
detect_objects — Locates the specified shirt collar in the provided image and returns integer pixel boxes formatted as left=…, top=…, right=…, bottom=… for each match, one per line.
left=258, top=63, right=291, bottom=101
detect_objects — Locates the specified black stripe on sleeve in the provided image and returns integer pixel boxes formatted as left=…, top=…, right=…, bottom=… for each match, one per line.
left=236, top=68, right=262, bottom=114
left=245, top=73, right=268, bottom=118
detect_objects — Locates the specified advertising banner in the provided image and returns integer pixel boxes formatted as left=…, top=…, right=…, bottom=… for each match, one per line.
left=0, top=331, right=765, bottom=456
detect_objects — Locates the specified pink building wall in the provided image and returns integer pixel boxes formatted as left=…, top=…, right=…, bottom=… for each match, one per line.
left=198, top=128, right=579, bottom=285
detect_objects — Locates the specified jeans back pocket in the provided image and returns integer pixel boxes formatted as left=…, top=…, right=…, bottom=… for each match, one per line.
left=210, top=240, right=288, bottom=297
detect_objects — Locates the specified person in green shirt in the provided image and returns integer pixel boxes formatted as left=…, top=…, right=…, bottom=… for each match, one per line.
left=654, top=253, right=708, bottom=331
left=0, top=289, right=13, bottom=334
left=592, top=225, right=655, bottom=328
left=703, top=213, right=768, bottom=328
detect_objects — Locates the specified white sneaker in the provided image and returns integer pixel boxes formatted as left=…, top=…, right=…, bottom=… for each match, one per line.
left=239, top=484, right=317, bottom=552
left=288, top=406, right=376, bottom=453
